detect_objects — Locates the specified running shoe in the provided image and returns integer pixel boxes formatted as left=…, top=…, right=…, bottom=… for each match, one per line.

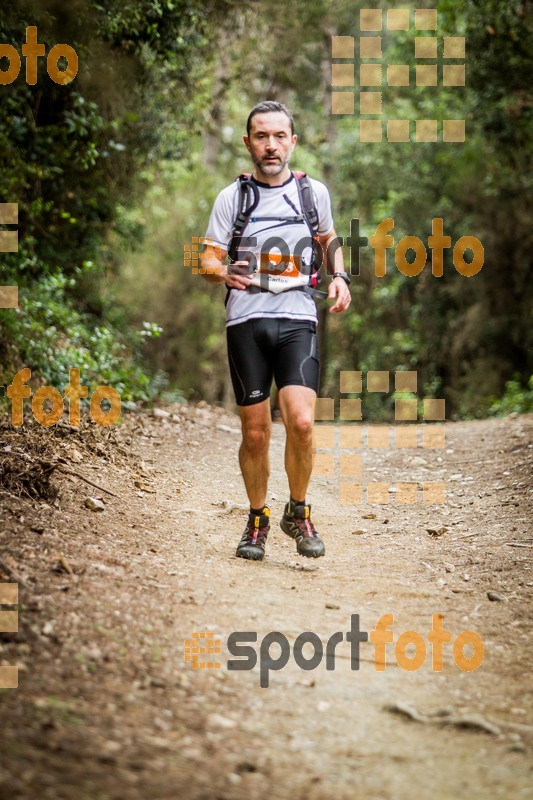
left=280, top=501, right=325, bottom=558
left=236, top=507, right=270, bottom=560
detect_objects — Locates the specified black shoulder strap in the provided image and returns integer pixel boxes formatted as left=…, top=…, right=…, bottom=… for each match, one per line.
left=227, top=175, right=259, bottom=263
left=293, top=172, right=319, bottom=237
left=293, top=172, right=322, bottom=286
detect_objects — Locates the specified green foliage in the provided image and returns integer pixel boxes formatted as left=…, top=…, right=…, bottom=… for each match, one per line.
left=313, top=0, right=532, bottom=418
left=0, top=0, right=224, bottom=404
left=0, top=254, right=163, bottom=403
left=111, top=158, right=229, bottom=402
left=489, top=376, right=533, bottom=417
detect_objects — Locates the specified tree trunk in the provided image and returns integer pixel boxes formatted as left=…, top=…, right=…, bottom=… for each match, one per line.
left=203, top=40, right=233, bottom=168
left=317, top=25, right=338, bottom=396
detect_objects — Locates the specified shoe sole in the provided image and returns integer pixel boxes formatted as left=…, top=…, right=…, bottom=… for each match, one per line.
left=280, top=519, right=325, bottom=558
left=236, top=547, right=265, bottom=561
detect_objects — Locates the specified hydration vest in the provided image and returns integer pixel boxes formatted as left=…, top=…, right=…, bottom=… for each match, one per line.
left=226, top=171, right=324, bottom=296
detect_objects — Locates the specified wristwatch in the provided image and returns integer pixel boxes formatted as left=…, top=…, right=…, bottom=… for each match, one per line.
left=332, top=272, right=351, bottom=285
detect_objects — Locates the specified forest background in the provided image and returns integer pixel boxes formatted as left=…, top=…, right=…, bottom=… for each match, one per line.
left=0, top=0, right=531, bottom=421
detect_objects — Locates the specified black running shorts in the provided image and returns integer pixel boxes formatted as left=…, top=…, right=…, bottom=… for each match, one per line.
left=226, top=318, right=320, bottom=406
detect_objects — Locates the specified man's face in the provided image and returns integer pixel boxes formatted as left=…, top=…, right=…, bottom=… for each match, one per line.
left=244, top=111, right=297, bottom=177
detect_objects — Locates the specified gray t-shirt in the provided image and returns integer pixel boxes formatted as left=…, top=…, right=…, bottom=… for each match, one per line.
left=203, top=173, right=334, bottom=327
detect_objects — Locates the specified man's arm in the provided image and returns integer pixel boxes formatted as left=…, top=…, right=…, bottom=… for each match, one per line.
left=317, top=227, right=351, bottom=314
left=199, top=243, right=227, bottom=284
left=199, top=243, right=253, bottom=290
left=199, top=185, right=251, bottom=289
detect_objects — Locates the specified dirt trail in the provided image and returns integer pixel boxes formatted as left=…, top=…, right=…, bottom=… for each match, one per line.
left=0, top=407, right=532, bottom=800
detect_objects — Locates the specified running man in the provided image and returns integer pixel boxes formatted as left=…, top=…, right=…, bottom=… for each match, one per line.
left=200, top=101, right=351, bottom=561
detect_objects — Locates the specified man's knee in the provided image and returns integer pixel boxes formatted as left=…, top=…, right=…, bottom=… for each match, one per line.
left=287, top=411, right=314, bottom=443
left=242, top=421, right=271, bottom=451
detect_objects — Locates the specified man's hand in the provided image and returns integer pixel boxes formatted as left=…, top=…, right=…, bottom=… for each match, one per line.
left=328, top=276, right=351, bottom=313
left=225, top=260, right=253, bottom=290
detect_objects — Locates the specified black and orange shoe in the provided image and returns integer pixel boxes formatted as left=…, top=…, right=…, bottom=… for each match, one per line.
left=236, top=507, right=270, bottom=561
left=280, top=501, right=325, bottom=558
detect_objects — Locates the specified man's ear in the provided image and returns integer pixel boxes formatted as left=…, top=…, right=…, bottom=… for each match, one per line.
left=243, top=135, right=251, bottom=151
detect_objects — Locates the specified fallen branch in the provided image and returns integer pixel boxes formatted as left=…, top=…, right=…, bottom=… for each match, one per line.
left=384, top=701, right=501, bottom=735
left=56, top=466, right=118, bottom=497
left=505, top=543, right=533, bottom=548
left=445, top=459, right=491, bottom=464
left=0, top=488, right=24, bottom=501
left=489, top=717, right=533, bottom=735
left=0, top=557, right=31, bottom=590
left=450, top=531, right=493, bottom=541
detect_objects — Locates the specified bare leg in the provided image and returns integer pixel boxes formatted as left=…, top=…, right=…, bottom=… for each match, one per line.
left=237, top=398, right=272, bottom=508
left=278, top=385, right=316, bottom=501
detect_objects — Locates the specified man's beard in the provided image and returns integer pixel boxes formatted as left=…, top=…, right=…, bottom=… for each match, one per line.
left=254, top=154, right=289, bottom=175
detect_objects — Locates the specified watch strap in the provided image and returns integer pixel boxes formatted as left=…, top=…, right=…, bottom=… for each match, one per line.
left=332, top=271, right=351, bottom=285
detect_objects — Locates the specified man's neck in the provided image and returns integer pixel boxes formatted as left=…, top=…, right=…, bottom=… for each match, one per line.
left=252, top=165, right=292, bottom=186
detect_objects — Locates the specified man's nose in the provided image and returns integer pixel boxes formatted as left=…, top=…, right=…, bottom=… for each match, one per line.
left=265, top=136, right=277, bottom=149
